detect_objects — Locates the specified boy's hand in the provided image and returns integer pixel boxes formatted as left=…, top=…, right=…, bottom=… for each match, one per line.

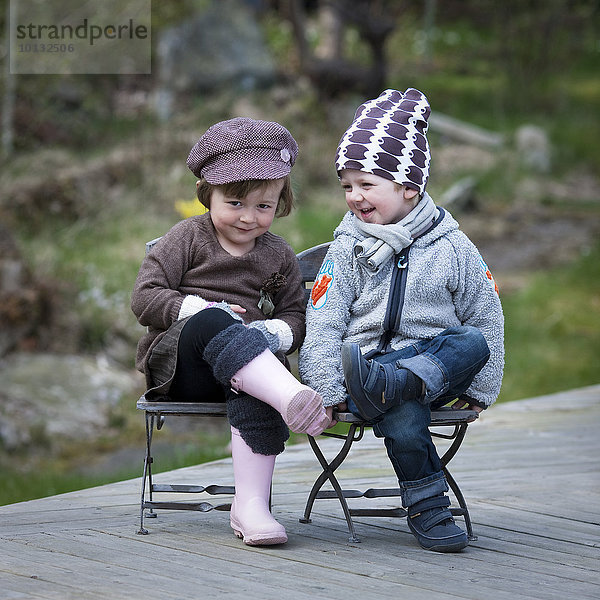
left=452, top=399, right=482, bottom=421
left=452, top=399, right=482, bottom=412
left=325, top=406, right=337, bottom=428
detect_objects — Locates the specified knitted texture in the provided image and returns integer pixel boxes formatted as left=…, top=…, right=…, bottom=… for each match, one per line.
left=247, top=320, right=282, bottom=353
left=335, top=88, right=431, bottom=194
left=226, top=391, right=289, bottom=456
left=187, top=117, right=298, bottom=183
left=203, top=323, right=268, bottom=385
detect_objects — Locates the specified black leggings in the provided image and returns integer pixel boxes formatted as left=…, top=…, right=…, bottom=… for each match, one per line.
left=169, top=308, right=237, bottom=402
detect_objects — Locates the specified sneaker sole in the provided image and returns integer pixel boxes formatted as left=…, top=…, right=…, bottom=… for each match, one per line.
left=407, top=518, right=468, bottom=553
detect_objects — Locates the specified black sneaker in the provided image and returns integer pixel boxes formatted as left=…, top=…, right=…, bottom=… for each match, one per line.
left=341, top=342, right=420, bottom=421
left=407, top=494, right=468, bottom=552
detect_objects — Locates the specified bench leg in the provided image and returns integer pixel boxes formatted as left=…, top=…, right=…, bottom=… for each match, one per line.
left=137, top=412, right=156, bottom=534
left=437, top=423, right=477, bottom=541
left=443, top=466, right=477, bottom=541
left=300, top=425, right=362, bottom=543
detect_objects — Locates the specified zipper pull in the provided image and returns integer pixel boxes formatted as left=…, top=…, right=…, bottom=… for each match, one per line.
left=397, top=253, right=408, bottom=269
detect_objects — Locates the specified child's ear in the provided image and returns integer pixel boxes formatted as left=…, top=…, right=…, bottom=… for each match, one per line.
left=404, top=187, right=419, bottom=201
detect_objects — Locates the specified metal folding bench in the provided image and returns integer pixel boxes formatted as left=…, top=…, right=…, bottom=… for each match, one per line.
left=295, top=242, right=479, bottom=543
left=136, top=238, right=478, bottom=540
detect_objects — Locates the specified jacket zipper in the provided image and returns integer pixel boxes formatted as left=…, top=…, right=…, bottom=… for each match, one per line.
left=371, top=246, right=410, bottom=355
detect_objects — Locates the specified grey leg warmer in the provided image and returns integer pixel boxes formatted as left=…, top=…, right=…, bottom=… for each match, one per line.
left=203, top=323, right=268, bottom=385
left=226, top=390, right=289, bottom=456
left=203, top=322, right=288, bottom=455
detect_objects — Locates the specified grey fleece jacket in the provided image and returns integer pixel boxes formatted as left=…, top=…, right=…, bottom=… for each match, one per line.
left=298, top=208, right=504, bottom=409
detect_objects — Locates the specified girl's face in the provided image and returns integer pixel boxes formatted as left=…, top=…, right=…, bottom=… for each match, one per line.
left=208, top=179, right=284, bottom=256
left=340, top=169, right=419, bottom=225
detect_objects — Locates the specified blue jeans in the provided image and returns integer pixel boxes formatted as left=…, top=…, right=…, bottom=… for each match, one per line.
left=346, top=326, right=489, bottom=506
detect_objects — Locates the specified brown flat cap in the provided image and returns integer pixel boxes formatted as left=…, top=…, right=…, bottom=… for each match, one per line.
left=187, top=117, right=298, bottom=184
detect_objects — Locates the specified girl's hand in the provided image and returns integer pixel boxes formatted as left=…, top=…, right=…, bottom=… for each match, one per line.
left=229, top=304, right=247, bottom=314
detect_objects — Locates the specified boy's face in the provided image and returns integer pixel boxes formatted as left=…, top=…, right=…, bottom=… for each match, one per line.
left=340, top=169, right=419, bottom=225
left=208, top=179, right=283, bottom=256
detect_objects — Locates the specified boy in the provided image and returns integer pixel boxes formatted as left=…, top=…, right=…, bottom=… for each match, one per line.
left=299, top=89, right=504, bottom=552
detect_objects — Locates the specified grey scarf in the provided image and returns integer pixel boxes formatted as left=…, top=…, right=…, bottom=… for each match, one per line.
left=353, top=192, right=438, bottom=273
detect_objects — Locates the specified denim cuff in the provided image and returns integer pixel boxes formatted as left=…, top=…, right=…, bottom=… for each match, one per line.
left=398, top=470, right=448, bottom=507
left=397, top=352, right=448, bottom=402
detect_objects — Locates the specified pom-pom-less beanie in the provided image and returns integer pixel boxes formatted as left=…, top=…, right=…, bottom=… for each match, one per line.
left=335, top=88, right=431, bottom=194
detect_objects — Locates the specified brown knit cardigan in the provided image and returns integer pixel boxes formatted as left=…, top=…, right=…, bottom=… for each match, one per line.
left=131, top=213, right=306, bottom=393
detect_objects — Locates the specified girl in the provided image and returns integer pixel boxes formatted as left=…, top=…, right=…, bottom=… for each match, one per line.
left=131, top=117, right=330, bottom=546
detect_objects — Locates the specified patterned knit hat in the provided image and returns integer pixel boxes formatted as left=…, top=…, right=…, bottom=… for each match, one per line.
left=187, top=117, right=298, bottom=184
left=335, top=88, right=431, bottom=194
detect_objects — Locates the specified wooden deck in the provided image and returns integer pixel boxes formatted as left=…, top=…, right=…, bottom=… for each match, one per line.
left=1, top=385, right=599, bottom=600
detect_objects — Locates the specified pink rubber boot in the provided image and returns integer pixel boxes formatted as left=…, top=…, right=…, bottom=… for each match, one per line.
left=230, top=349, right=330, bottom=436
left=230, top=427, right=288, bottom=546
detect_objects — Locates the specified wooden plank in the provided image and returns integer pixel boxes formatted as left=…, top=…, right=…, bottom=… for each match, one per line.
left=287, top=511, right=600, bottom=598
left=98, top=523, right=550, bottom=600
left=3, top=535, right=245, bottom=597
left=166, top=522, right=596, bottom=600
left=0, top=386, right=598, bottom=600
left=4, top=529, right=453, bottom=600
left=1, top=577, right=66, bottom=600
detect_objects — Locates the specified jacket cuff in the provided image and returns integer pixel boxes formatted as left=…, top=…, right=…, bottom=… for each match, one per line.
left=177, top=295, right=214, bottom=320
left=263, top=319, right=294, bottom=353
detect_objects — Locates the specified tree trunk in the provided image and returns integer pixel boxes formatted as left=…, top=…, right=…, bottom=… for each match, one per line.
left=315, top=3, right=343, bottom=60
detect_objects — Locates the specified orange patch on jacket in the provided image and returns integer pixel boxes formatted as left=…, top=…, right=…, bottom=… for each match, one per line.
left=311, top=274, right=332, bottom=305
left=485, top=269, right=499, bottom=294
left=480, top=256, right=499, bottom=295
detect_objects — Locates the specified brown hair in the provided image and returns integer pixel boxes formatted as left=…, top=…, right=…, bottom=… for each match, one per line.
left=196, top=176, right=294, bottom=217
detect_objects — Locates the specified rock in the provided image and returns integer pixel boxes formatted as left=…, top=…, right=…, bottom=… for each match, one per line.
left=515, top=125, right=551, bottom=173
left=0, top=353, right=142, bottom=451
left=154, top=0, right=276, bottom=119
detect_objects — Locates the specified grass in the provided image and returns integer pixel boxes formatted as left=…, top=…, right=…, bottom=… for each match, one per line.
left=498, top=243, right=600, bottom=403
left=0, top=463, right=139, bottom=506
left=271, top=195, right=348, bottom=252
